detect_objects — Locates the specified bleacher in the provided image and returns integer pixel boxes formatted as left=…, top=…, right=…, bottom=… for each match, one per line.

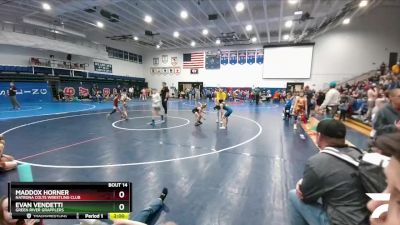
left=0, top=64, right=144, bottom=82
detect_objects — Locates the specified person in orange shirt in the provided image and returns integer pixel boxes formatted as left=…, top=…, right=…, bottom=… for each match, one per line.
left=292, top=91, right=308, bottom=139
left=392, top=61, right=399, bottom=75
left=273, top=91, right=281, bottom=103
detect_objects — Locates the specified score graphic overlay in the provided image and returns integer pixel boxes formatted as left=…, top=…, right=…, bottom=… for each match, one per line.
left=9, top=182, right=131, bottom=220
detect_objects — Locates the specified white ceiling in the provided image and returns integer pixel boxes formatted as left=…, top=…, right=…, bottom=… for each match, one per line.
left=0, top=0, right=395, bottom=50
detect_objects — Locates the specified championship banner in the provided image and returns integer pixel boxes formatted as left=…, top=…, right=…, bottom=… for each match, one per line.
left=229, top=51, right=238, bottom=65
left=161, top=68, right=168, bottom=75
left=256, top=49, right=264, bottom=64
left=220, top=51, right=229, bottom=65
left=247, top=50, right=256, bottom=65
left=153, top=57, right=159, bottom=65
left=171, top=57, right=178, bottom=66
left=162, top=55, right=168, bottom=64
left=0, top=82, right=51, bottom=103
left=150, top=68, right=156, bottom=75
left=174, top=67, right=181, bottom=75
left=238, top=50, right=247, bottom=65
left=205, top=55, right=220, bottom=69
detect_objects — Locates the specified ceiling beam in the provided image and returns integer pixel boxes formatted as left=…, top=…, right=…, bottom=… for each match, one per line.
left=262, top=0, right=271, bottom=43
left=108, top=1, right=181, bottom=49
left=122, top=1, right=191, bottom=49
left=155, top=0, right=208, bottom=48
left=172, top=0, right=215, bottom=44
left=278, top=0, right=284, bottom=42
left=299, top=0, right=321, bottom=39
left=246, top=0, right=261, bottom=43
left=189, top=0, right=225, bottom=36
left=226, top=0, right=249, bottom=39
left=208, top=0, right=235, bottom=33
left=118, top=1, right=184, bottom=49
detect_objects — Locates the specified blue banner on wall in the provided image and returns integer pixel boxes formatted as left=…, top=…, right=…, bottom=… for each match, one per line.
left=229, top=51, right=238, bottom=65
left=238, top=50, right=247, bottom=65
left=247, top=50, right=256, bottom=65
left=220, top=51, right=229, bottom=65
left=0, top=82, right=51, bottom=103
left=206, top=55, right=221, bottom=69
left=256, top=49, right=264, bottom=64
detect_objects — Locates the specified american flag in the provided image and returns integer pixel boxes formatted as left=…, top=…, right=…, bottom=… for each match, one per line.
left=183, top=52, right=204, bottom=69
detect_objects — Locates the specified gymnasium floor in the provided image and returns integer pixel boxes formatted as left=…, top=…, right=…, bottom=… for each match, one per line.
left=0, top=100, right=368, bottom=225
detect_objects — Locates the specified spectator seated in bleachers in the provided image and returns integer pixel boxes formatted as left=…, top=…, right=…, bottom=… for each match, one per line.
left=288, top=119, right=370, bottom=225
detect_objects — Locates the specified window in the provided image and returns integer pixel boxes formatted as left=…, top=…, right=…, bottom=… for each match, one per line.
left=113, top=49, right=119, bottom=58
left=106, top=46, right=141, bottom=64
left=107, top=48, right=114, bottom=58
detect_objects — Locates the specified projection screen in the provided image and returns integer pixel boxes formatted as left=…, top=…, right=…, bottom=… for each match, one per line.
left=262, top=45, right=314, bottom=79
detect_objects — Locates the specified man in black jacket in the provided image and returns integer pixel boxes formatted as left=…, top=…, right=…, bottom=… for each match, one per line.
left=288, top=119, right=370, bottom=225
left=160, top=82, right=169, bottom=115
left=373, top=88, right=400, bottom=137
left=8, top=82, right=21, bottom=110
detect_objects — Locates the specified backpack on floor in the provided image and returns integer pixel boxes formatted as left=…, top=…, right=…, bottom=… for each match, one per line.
left=321, top=146, right=389, bottom=193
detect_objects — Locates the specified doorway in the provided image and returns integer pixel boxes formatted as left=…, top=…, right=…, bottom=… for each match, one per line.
left=178, top=82, right=203, bottom=99
left=286, top=82, right=304, bottom=93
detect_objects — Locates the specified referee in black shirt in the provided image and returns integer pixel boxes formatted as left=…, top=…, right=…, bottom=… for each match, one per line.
left=160, top=82, right=169, bottom=115
left=9, top=82, right=21, bottom=110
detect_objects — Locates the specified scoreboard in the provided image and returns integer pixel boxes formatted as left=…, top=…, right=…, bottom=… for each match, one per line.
left=9, top=182, right=131, bottom=220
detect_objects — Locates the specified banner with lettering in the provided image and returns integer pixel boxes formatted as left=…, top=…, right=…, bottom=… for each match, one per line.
left=220, top=51, right=229, bottom=65
left=229, top=51, right=238, bottom=65
left=247, top=50, right=256, bottom=65
left=238, top=50, right=247, bottom=65
left=256, top=49, right=264, bottom=64
left=0, top=82, right=51, bottom=103
left=59, top=82, right=118, bottom=98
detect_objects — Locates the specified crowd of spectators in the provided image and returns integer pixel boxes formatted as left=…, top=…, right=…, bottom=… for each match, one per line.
left=331, top=62, right=400, bottom=123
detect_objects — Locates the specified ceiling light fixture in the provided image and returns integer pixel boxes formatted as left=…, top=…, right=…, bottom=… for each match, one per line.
left=180, top=10, right=188, bottom=19
left=251, top=37, right=257, bottom=42
left=343, top=18, right=350, bottom=25
left=202, top=29, right=209, bottom=35
left=96, top=21, right=104, bottom=28
left=283, top=34, right=290, bottom=40
left=285, top=20, right=293, bottom=28
left=359, top=0, right=368, bottom=7
left=173, top=31, right=179, bottom=38
left=235, top=2, right=245, bottom=12
left=288, top=0, right=298, bottom=4
left=294, top=10, right=303, bottom=15
left=216, top=39, right=221, bottom=45
left=191, top=41, right=196, bottom=47
left=245, top=24, right=253, bottom=31
left=156, top=45, right=160, bottom=49
left=134, top=36, right=139, bottom=41
left=42, top=3, right=51, bottom=10
left=144, top=15, right=152, bottom=23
